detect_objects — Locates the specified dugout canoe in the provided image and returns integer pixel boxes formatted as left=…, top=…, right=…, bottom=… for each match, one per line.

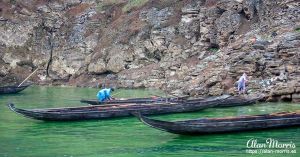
left=81, top=95, right=263, bottom=106
left=216, top=94, right=265, bottom=107
left=80, top=96, right=192, bottom=105
left=135, top=111, right=300, bottom=135
left=80, top=98, right=175, bottom=105
left=0, top=84, right=31, bottom=94
left=82, top=94, right=264, bottom=107
left=7, top=95, right=230, bottom=121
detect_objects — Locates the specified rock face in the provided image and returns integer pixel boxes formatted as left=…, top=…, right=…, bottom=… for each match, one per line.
left=0, top=0, right=299, bottom=101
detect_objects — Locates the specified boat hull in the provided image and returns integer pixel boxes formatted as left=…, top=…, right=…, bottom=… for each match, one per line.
left=8, top=95, right=231, bottom=121
left=82, top=95, right=264, bottom=107
left=80, top=97, right=186, bottom=105
left=0, top=84, right=31, bottom=94
left=135, top=111, right=300, bottom=135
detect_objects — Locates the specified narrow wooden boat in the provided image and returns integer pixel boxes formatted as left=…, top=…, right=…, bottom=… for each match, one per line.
left=81, top=97, right=178, bottom=105
left=0, top=84, right=32, bottom=94
left=135, top=111, right=300, bottom=135
left=80, top=96, right=191, bottom=105
left=7, top=95, right=230, bottom=121
left=216, top=94, right=265, bottom=107
left=81, top=94, right=263, bottom=106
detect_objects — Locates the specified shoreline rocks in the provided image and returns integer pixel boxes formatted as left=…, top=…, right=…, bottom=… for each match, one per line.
left=0, top=0, right=299, bottom=102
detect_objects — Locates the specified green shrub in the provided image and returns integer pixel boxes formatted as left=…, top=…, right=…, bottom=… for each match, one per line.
left=296, top=28, right=300, bottom=33
left=208, top=48, right=219, bottom=52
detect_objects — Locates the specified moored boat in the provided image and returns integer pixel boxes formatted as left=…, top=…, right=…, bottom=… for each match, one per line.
left=0, top=84, right=32, bottom=94
left=216, top=94, right=266, bottom=107
left=80, top=96, right=190, bottom=105
left=81, top=94, right=264, bottom=106
left=134, top=111, right=300, bottom=135
left=7, top=95, right=230, bottom=121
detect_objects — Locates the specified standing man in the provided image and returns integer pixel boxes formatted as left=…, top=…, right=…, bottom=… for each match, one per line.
left=237, top=73, right=248, bottom=94
left=97, top=88, right=114, bottom=102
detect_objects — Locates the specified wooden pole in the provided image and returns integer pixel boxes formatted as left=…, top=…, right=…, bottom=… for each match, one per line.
left=111, top=90, right=121, bottom=97
left=18, top=67, right=39, bottom=87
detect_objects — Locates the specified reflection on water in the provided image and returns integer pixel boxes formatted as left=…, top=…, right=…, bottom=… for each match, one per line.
left=0, top=86, right=299, bottom=157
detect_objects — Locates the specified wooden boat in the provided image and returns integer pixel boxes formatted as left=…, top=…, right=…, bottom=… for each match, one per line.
left=82, top=94, right=264, bottom=107
left=0, top=84, right=32, bottom=94
left=135, top=111, right=300, bottom=135
left=80, top=97, right=190, bottom=105
left=215, top=94, right=266, bottom=107
left=7, top=95, right=231, bottom=121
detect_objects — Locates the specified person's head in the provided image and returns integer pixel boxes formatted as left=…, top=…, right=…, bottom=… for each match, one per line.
left=243, top=73, right=247, bottom=77
left=110, top=88, right=115, bottom=92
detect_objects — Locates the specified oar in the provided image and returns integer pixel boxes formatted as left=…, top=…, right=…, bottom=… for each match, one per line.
left=18, top=67, right=39, bottom=87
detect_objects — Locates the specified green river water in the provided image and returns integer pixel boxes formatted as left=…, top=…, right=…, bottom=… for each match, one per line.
left=0, top=86, right=299, bottom=157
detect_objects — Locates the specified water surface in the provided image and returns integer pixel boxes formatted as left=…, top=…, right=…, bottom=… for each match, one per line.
left=0, top=86, right=299, bottom=157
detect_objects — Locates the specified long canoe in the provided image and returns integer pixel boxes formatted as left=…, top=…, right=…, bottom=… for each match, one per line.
left=80, top=97, right=182, bottom=105
left=135, top=111, right=300, bottom=135
left=81, top=94, right=264, bottom=106
left=215, top=94, right=265, bottom=107
left=80, top=96, right=191, bottom=105
left=7, top=95, right=230, bottom=121
left=0, top=84, right=31, bottom=94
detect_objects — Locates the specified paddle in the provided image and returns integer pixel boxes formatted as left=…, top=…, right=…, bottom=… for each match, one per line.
left=18, top=67, right=39, bottom=87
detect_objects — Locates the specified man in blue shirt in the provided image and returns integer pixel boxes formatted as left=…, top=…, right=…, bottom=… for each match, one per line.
left=97, top=88, right=114, bottom=102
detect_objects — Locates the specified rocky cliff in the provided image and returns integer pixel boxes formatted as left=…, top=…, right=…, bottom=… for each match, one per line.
left=0, top=0, right=299, bottom=101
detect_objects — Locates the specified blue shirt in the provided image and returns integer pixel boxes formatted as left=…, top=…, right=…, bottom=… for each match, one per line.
left=97, top=88, right=112, bottom=102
